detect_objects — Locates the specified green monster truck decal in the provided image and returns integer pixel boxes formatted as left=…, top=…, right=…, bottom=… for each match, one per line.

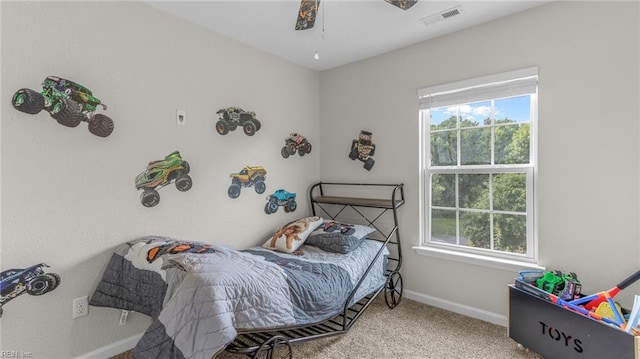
left=135, top=151, right=192, bottom=207
left=11, top=76, right=114, bottom=137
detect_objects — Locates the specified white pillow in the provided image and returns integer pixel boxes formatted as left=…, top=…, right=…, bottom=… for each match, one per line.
left=263, top=216, right=323, bottom=253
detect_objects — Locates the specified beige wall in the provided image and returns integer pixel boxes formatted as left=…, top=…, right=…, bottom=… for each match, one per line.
left=319, top=1, right=639, bottom=319
left=0, top=1, right=319, bottom=357
left=1, top=1, right=639, bottom=357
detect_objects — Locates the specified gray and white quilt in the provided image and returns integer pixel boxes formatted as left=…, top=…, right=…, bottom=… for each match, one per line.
left=90, top=235, right=388, bottom=359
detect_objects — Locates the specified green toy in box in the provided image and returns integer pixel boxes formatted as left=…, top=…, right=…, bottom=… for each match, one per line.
left=536, top=270, right=582, bottom=301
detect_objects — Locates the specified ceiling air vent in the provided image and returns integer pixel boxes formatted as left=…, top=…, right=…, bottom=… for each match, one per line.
left=420, top=5, right=463, bottom=26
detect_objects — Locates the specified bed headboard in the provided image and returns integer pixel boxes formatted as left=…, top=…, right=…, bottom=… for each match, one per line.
left=309, top=182, right=404, bottom=274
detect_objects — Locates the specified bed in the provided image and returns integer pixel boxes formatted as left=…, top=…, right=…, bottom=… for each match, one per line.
left=90, top=182, right=404, bottom=359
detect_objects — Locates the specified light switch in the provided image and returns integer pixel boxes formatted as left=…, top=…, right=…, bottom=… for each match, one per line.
left=177, top=110, right=186, bottom=125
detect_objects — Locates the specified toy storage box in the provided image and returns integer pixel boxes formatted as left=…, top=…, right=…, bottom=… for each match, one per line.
left=508, top=285, right=640, bottom=359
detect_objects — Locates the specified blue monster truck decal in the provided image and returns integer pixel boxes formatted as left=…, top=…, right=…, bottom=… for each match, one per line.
left=0, top=263, right=61, bottom=318
left=264, top=189, right=297, bottom=214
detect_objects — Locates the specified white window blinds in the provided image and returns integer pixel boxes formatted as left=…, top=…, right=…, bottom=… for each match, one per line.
left=418, top=67, right=538, bottom=109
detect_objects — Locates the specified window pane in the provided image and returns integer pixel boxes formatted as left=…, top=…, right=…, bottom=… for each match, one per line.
left=431, top=107, right=457, bottom=129
left=431, top=209, right=457, bottom=244
left=493, top=173, right=526, bottom=212
left=431, top=174, right=455, bottom=207
left=494, top=213, right=526, bottom=254
left=459, top=101, right=491, bottom=128
left=458, top=174, right=489, bottom=209
left=460, top=211, right=490, bottom=249
left=431, top=131, right=457, bottom=166
left=460, top=127, right=490, bottom=165
left=495, top=96, right=530, bottom=123
left=495, top=123, right=530, bottom=164
left=421, top=70, right=536, bottom=260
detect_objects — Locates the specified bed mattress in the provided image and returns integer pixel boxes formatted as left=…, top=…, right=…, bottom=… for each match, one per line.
left=90, top=235, right=387, bottom=359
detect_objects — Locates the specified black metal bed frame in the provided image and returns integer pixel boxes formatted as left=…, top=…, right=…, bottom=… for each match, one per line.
left=224, top=182, right=405, bottom=359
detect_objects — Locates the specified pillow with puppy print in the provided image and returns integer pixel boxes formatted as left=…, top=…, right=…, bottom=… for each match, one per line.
left=263, top=216, right=323, bottom=253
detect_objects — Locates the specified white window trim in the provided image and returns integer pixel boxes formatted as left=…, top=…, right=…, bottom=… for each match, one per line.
left=416, top=68, right=539, bottom=267
left=413, top=245, right=545, bottom=272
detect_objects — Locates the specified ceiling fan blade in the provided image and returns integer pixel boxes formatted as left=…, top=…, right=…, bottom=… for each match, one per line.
left=385, top=0, right=418, bottom=10
left=295, top=0, right=320, bottom=30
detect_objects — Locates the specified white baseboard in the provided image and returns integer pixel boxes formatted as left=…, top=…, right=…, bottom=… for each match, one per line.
left=404, top=289, right=507, bottom=327
left=74, top=333, right=143, bottom=359
left=75, top=293, right=505, bottom=358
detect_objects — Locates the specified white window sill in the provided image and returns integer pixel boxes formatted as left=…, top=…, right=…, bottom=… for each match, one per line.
left=413, top=246, right=545, bottom=272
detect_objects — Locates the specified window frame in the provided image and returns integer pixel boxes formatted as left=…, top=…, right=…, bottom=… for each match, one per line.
left=418, top=68, right=539, bottom=265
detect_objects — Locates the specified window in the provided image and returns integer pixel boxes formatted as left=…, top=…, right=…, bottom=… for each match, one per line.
left=419, top=68, right=538, bottom=263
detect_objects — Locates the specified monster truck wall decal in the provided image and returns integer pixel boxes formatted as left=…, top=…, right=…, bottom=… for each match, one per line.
left=228, top=166, right=267, bottom=199
left=0, top=263, right=61, bottom=318
left=281, top=132, right=312, bottom=158
left=11, top=76, right=114, bottom=137
left=135, top=151, right=192, bottom=207
left=264, top=189, right=297, bottom=214
left=349, top=130, right=376, bottom=171
left=215, top=107, right=262, bottom=136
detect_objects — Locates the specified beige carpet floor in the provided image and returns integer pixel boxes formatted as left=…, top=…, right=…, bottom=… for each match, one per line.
left=111, top=297, right=542, bottom=359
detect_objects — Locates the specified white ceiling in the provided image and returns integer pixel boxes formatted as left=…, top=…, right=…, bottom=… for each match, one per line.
left=144, top=0, right=551, bottom=71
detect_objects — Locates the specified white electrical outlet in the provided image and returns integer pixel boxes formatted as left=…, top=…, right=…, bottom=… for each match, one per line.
left=72, top=296, right=89, bottom=319
left=176, top=110, right=186, bottom=125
